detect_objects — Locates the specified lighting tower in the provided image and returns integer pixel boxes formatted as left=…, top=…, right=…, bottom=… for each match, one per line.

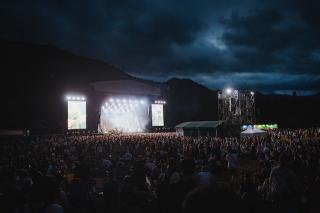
left=218, top=88, right=255, bottom=124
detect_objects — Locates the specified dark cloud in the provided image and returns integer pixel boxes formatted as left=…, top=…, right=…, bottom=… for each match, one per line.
left=0, top=0, right=319, bottom=94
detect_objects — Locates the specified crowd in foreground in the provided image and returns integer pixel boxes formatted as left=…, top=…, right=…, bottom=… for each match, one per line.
left=1, top=128, right=320, bottom=213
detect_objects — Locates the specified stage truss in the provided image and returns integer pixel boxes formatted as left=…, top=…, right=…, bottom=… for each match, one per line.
left=218, top=89, right=255, bottom=124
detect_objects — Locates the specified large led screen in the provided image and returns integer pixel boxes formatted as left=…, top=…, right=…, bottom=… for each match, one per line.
left=151, top=104, right=164, bottom=126
left=68, top=101, right=86, bottom=129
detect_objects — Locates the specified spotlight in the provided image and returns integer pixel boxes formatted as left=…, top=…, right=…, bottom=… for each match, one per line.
left=250, top=91, right=255, bottom=95
left=122, top=99, right=127, bottom=103
left=66, top=96, right=71, bottom=100
left=225, top=88, right=233, bottom=95
left=155, top=100, right=166, bottom=104
left=140, top=100, right=145, bottom=104
left=116, top=99, right=120, bottom=102
left=110, top=98, right=114, bottom=102
left=76, top=97, right=81, bottom=100
left=81, top=97, right=85, bottom=101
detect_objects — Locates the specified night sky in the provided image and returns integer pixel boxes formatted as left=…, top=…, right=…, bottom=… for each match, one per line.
left=1, top=0, right=320, bottom=94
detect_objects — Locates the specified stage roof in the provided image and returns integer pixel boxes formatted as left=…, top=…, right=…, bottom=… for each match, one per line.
left=175, top=120, right=224, bottom=129
left=91, top=80, right=161, bottom=96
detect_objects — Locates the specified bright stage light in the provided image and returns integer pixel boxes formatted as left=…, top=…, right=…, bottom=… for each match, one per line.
left=155, top=100, right=166, bottom=104
left=100, top=96, right=149, bottom=133
left=66, top=96, right=71, bottom=100
left=225, top=88, right=233, bottom=95
left=81, top=97, right=85, bottom=101
left=250, top=91, right=255, bottom=95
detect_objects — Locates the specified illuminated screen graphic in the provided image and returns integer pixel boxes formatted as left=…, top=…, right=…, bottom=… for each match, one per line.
left=68, top=101, right=86, bottom=129
left=255, top=124, right=278, bottom=130
left=151, top=104, right=164, bottom=126
left=241, top=124, right=278, bottom=130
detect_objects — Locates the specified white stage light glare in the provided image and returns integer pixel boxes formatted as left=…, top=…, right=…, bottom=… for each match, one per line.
left=76, top=97, right=80, bottom=100
left=110, top=98, right=114, bottom=102
left=81, top=97, right=85, bottom=101
left=140, top=100, right=145, bottom=104
left=225, top=88, right=233, bottom=95
left=66, top=96, right=71, bottom=100
left=250, top=91, right=255, bottom=95
left=122, top=99, right=127, bottom=103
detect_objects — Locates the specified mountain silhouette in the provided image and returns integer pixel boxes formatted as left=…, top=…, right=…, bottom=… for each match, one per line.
left=0, top=40, right=319, bottom=132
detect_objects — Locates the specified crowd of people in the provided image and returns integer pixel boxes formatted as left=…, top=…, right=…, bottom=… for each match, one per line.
left=1, top=128, right=320, bottom=213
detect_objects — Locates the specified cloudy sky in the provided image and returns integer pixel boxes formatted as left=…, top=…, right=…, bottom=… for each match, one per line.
left=1, top=0, right=320, bottom=94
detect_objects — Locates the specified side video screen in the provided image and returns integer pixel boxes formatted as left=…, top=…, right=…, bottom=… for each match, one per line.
left=68, top=101, right=86, bottom=129
left=151, top=104, right=164, bottom=126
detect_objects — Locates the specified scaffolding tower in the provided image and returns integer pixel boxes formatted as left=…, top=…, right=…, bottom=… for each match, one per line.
left=218, top=88, right=255, bottom=124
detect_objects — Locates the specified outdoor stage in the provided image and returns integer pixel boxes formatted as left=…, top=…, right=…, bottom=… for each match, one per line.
left=65, top=79, right=166, bottom=133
